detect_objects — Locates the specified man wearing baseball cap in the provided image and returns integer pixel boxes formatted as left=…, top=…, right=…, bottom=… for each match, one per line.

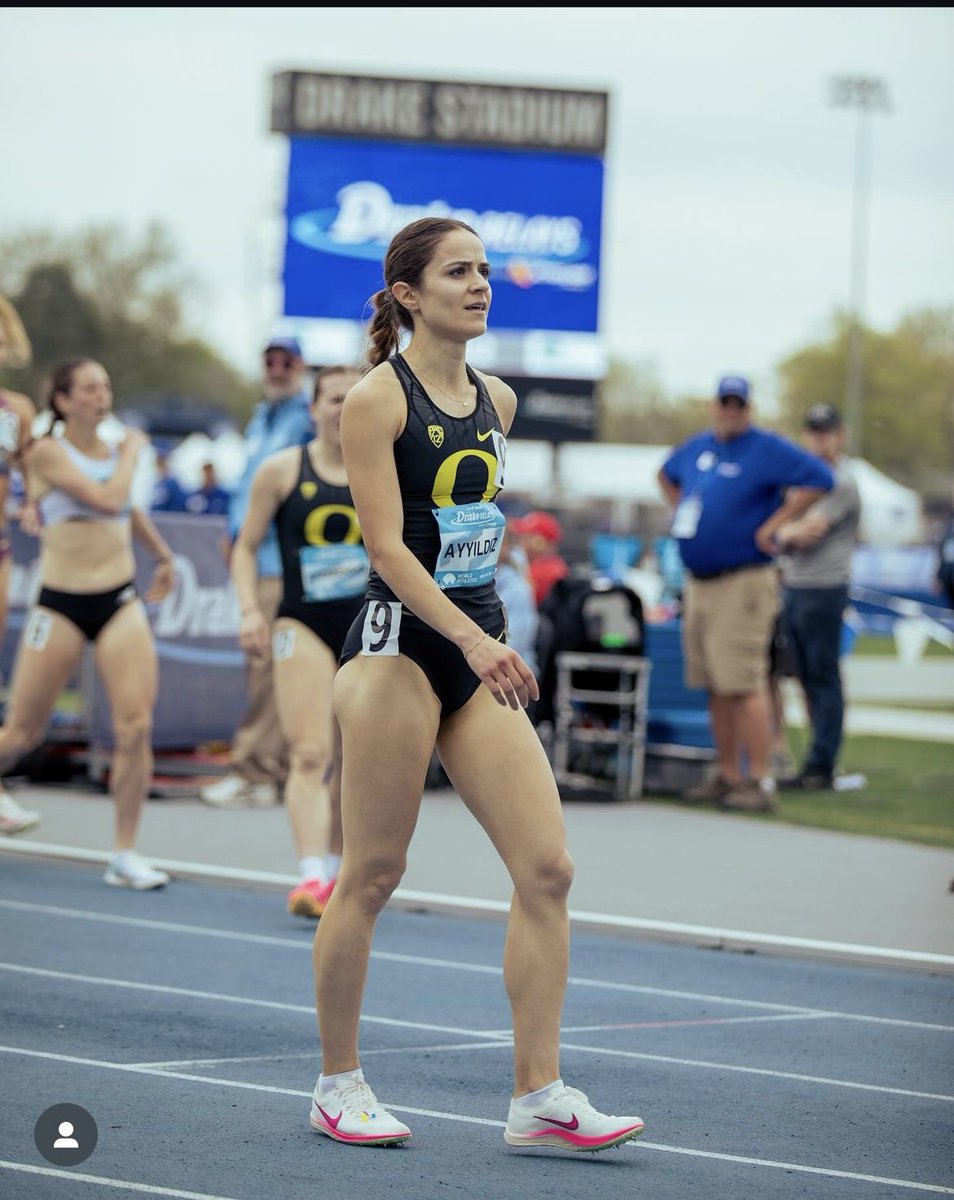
left=201, top=334, right=315, bottom=809
left=774, top=403, right=861, bottom=790
left=657, top=374, right=835, bottom=812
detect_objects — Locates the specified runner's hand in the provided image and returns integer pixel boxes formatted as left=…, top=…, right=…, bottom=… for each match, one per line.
left=17, top=497, right=41, bottom=537
left=121, top=427, right=149, bottom=457
left=464, top=634, right=539, bottom=710
left=239, top=609, right=269, bottom=659
left=144, top=558, right=176, bottom=603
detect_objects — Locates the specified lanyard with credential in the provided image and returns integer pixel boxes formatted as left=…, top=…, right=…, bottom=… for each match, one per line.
left=671, top=444, right=724, bottom=539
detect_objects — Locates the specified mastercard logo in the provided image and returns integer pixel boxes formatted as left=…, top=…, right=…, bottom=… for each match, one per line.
left=505, top=261, right=535, bottom=289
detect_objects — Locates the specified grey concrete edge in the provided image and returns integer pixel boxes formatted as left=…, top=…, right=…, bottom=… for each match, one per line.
left=3, top=839, right=952, bottom=977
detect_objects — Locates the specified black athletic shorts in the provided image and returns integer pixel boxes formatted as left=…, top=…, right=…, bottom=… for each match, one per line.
left=275, top=597, right=363, bottom=662
left=37, top=580, right=138, bottom=642
left=340, top=596, right=506, bottom=716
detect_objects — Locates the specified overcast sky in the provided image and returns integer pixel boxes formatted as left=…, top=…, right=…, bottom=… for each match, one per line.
left=2, top=7, right=952, bottom=408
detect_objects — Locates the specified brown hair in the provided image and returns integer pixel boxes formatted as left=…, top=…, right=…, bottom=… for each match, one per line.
left=312, top=363, right=360, bottom=403
left=364, top=217, right=480, bottom=369
left=43, top=357, right=97, bottom=429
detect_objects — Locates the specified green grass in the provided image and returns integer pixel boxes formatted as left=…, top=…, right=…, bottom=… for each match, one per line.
left=852, top=633, right=952, bottom=658
left=852, top=698, right=954, bottom=714
left=707, top=730, right=953, bottom=849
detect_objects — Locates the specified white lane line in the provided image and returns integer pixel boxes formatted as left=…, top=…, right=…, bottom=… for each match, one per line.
left=634, top=1145, right=954, bottom=1195
left=2, top=965, right=952, bottom=1102
left=140, top=1042, right=512, bottom=1070
left=0, top=963, right=497, bottom=1039
left=556, top=1038, right=954, bottom=1103
left=560, top=1012, right=833, bottom=1032
left=4, top=839, right=952, bottom=972
left=1, top=1053, right=953, bottom=1195
left=2, top=899, right=951, bottom=1033
left=0, top=1162, right=242, bottom=1199
left=132, top=1052, right=318, bottom=1069
left=0, top=898, right=309, bottom=948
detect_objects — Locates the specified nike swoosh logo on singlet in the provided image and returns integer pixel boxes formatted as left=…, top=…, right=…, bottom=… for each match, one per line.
left=476, top=429, right=494, bottom=441
left=534, top=1113, right=580, bottom=1130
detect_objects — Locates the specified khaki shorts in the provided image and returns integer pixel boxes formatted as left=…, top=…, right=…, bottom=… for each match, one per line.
left=682, top=565, right=780, bottom=695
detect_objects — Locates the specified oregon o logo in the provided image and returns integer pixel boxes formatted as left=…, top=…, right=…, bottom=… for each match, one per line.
left=303, top=504, right=361, bottom=546
left=432, top=449, right=499, bottom=507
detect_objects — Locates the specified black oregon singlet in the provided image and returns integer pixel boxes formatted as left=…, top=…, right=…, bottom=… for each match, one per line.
left=275, top=446, right=364, bottom=608
left=365, top=354, right=505, bottom=623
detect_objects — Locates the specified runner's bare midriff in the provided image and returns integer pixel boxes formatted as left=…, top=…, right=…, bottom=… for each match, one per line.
left=38, top=520, right=136, bottom=593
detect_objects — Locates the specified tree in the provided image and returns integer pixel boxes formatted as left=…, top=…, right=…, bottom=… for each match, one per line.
left=0, top=222, right=258, bottom=421
left=597, top=307, right=953, bottom=503
left=598, top=358, right=707, bottom=446
left=776, top=307, right=954, bottom=498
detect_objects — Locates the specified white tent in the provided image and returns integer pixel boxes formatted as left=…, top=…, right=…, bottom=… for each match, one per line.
left=846, top=457, right=924, bottom=548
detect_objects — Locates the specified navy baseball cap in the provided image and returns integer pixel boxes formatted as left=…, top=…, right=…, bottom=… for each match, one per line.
left=264, top=335, right=303, bottom=359
left=804, top=403, right=843, bottom=431
left=717, top=375, right=750, bottom=403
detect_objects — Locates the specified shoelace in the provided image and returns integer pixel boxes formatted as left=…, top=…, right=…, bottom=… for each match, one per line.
left=334, top=1079, right=380, bottom=1116
left=551, top=1086, right=619, bottom=1120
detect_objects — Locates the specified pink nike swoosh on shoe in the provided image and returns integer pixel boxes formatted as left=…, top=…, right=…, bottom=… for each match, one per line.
left=316, top=1104, right=342, bottom=1130
left=534, top=1113, right=579, bottom=1130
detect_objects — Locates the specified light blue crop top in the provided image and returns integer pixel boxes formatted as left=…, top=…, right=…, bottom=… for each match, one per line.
left=37, top=439, right=131, bottom=528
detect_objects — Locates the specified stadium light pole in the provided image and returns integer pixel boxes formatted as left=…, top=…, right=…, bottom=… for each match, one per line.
left=829, top=74, right=891, bottom=458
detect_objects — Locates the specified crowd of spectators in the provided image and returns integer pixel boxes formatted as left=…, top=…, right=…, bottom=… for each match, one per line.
left=149, top=443, right=232, bottom=517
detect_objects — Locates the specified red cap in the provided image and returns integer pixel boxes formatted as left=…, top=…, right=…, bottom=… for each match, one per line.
left=510, top=511, right=563, bottom=543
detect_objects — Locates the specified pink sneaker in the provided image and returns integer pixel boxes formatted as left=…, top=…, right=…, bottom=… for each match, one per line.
left=287, top=878, right=335, bottom=919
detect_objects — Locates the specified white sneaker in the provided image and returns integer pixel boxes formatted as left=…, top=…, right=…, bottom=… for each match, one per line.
left=103, top=852, right=170, bottom=891
left=309, top=1073, right=412, bottom=1146
left=199, top=775, right=279, bottom=808
left=0, top=791, right=41, bottom=836
left=504, top=1082, right=644, bottom=1152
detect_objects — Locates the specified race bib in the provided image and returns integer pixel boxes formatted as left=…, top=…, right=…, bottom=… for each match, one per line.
left=672, top=496, right=702, bottom=539
left=433, top=501, right=505, bottom=589
left=299, top=544, right=369, bottom=601
left=0, top=409, right=19, bottom=458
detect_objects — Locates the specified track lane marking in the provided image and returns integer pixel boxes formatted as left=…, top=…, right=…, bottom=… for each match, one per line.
left=1, top=899, right=951, bottom=1033
left=2, top=967, right=952, bottom=1102
left=1, top=1055, right=952, bottom=1195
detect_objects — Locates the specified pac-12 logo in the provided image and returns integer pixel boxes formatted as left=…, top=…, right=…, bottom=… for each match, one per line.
left=428, top=425, right=444, bottom=448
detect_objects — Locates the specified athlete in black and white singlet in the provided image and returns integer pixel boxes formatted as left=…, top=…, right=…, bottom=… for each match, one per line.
left=339, top=352, right=510, bottom=713
left=274, top=446, right=368, bottom=659
left=366, top=352, right=506, bottom=627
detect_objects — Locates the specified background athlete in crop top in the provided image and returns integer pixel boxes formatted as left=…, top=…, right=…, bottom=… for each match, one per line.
left=0, top=358, right=175, bottom=890
left=230, top=365, right=363, bottom=920
left=0, top=304, right=39, bottom=836
left=311, top=219, right=644, bottom=1152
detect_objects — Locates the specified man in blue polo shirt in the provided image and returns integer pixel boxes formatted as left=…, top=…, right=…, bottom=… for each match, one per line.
left=657, top=374, right=833, bottom=812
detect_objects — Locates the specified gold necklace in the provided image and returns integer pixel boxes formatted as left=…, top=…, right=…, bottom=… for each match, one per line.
left=411, top=364, right=473, bottom=410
